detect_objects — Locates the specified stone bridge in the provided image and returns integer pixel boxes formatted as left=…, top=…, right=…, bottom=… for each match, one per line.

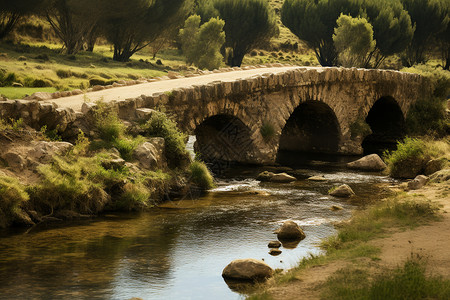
left=0, top=66, right=428, bottom=166
left=161, top=67, right=427, bottom=165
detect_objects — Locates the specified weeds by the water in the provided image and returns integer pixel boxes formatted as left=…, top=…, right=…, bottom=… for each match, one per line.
left=0, top=175, right=29, bottom=228
left=189, top=160, right=215, bottom=190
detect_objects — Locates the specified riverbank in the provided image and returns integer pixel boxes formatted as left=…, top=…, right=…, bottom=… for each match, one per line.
left=248, top=175, right=450, bottom=299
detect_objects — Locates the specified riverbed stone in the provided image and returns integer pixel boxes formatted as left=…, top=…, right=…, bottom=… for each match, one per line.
left=308, top=175, right=327, bottom=181
left=407, top=175, right=429, bottom=190
left=270, top=173, right=296, bottom=183
left=330, top=205, right=343, bottom=211
left=268, top=241, right=282, bottom=248
left=269, top=248, right=282, bottom=256
left=276, top=220, right=306, bottom=241
left=257, top=171, right=274, bottom=182
left=329, top=184, right=355, bottom=198
left=222, top=259, right=274, bottom=281
left=347, top=154, right=387, bottom=171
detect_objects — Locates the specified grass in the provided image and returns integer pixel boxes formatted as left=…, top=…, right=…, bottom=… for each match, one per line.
left=322, top=258, right=450, bottom=300
left=189, top=160, right=215, bottom=190
left=260, top=121, right=276, bottom=142
left=248, top=191, right=441, bottom=299
left=0, top=175, right=29, bottom=228
left=0, top=87, right=57, bottom=99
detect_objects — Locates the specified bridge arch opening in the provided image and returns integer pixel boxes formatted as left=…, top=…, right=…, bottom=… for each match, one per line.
left=277, top=101, right=341, bottom=163
left=362, top=96, right=405, bottom=155
left=194, top=114, right=254, bottom=172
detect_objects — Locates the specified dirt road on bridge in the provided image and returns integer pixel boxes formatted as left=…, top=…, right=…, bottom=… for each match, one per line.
left=46, top=66, right=306, bottom=111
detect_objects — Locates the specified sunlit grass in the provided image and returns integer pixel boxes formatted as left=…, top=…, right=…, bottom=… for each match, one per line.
left=0, top=87, right=56, bottom=99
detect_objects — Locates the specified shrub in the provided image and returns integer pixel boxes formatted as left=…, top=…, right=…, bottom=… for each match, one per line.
left=260, top=121, right=276, bottom=141
left=32, top=78, right=53, bottom=88
left=142, top=111, right=189, bottom=168
left=115, top=182, right=151, bottom=211
left=93, top=102, right=125, bottom=142
left=189, top=160, right=215, bottom=190
left=0, top=71, right=18, bottom=87
left=0, top=175, right=29, bottom=228
left=89, top=77, right=116, bottom=87
left=406, top=96, right=449, bottom=136
left=383, top=137, right=428, bottom=178
left=56, top=69, right=72, bottom=78
left=350, top=118, right=372, bottom=139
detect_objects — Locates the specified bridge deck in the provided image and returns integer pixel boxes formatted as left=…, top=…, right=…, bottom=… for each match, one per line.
left=46, top=66, right=308, bottom=111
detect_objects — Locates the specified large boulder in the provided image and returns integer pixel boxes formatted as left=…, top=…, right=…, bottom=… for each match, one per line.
left=27, top=141, right=74, bottom=164
left=222, top=259, right=274, bottom=281
left=133, top=138, right=166, bottom=169
left=390, top=157, right=427, bottom=179
left=276, top=220, right=306, bottom=241
left=270, top=173, right=296, bottom=183
left=329, top=184, right=355, bottom=198
left=347, top=154, right=387, bottom=171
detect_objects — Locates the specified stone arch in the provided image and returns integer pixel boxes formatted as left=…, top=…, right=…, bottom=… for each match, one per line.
left=278, top=101, right=341, bottom=157
left=194, top=114, right=256, bottom=170
left=362, top=96, right=405, bottom=154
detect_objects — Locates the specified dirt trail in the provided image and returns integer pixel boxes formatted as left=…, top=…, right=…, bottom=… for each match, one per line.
left=265, top=182, right=450, bottom=299
left=45, top=66, right=308, bottom=111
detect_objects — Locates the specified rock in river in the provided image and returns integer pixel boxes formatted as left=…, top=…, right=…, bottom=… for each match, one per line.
left=222, top=259, right=274, bottom=281
left=270, top=173, right=296, bottom=183
left=276, top=220, right=306, bottom=241
left=347, top=154, right=387, bottom=171
left=268, top=241, right=282, bottom=248
left=329, top=184, right=355, bottom=198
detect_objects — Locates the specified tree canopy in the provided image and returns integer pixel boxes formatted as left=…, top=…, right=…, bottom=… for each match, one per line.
left=401, top=0, right=449, bottom=66
left=281, top=0, right=414, bottom=67
left=333, top=14, right=376, bottom=67
left=0, top=0, right=43, bottom=39
left=213, top=0, right=278, bottom=67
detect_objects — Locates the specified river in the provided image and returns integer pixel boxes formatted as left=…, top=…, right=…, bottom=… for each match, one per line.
left=0, top=157, right=392, bottom=300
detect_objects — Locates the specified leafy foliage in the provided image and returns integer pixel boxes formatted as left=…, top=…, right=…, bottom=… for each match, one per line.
left=333, top=14, right=376, bottom=67
left=179, top=15, right=225, bottom=70
left=142, top=110, right=189, bottom=169
left=282, top=0, right=413, bottom=67
left=213, top=0, right=278, bottom=67
left=401, top=0, right=449, bottom=66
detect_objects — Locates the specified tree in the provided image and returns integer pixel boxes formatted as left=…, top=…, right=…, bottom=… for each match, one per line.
left=45, top=0, right=103, bottom=54
left=362, top=0, right=414, bottom=68
left=281, top=0, right=413, bottom=68
left=0, top=0, right=42, bottom=40
left=179, top=15, right=225, bottom=69
left=436, top=20, right=450, bottom=70
left=213, top=0, right=278, bottom=67
left=401, top=0, right=449, bottom=66
left=333, top=14, right=376, bottom=67
left=102, top=0, right=190, bottom=62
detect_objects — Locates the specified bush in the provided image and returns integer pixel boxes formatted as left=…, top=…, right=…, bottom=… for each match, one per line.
left=32, top=79, right=52, bottom=87
left=89, top=77, right=116, bottom=87
left=383, top=137, right=428, bottom=178
left=142, top=111, right=189, bottom=168
left=115, top=182, right=151, bottom=211
left=0, top=71, right=18, bottom=87
left=350, top=118, right=372, bottom=139
left=189, top=160, right=215, bottom=190
left=260, top=121, right=276, bottom=141
left=0, top=175, right=29, bottom=228
left=56, top=69, right=72, bottom=78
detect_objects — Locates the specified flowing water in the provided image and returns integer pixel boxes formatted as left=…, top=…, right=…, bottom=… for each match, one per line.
left=0, top=162, right=393, bottom=300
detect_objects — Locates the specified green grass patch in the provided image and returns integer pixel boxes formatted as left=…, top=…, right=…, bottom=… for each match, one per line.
left=260, top=121, right=276, bottom=142
left=322, top=258, right=450, bottom=300
left=189, top=160, right=215, bottom=190
left=0, top=87, right=57, bottom=99
left=0, top=175, right=29, bottom=228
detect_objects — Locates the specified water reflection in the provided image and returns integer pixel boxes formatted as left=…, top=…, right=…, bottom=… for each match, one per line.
left=0, top=166, right=392, bottom=300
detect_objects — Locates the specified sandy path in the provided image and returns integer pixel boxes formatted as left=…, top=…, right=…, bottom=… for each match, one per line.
left=46, top=66, right=308, bottom=111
